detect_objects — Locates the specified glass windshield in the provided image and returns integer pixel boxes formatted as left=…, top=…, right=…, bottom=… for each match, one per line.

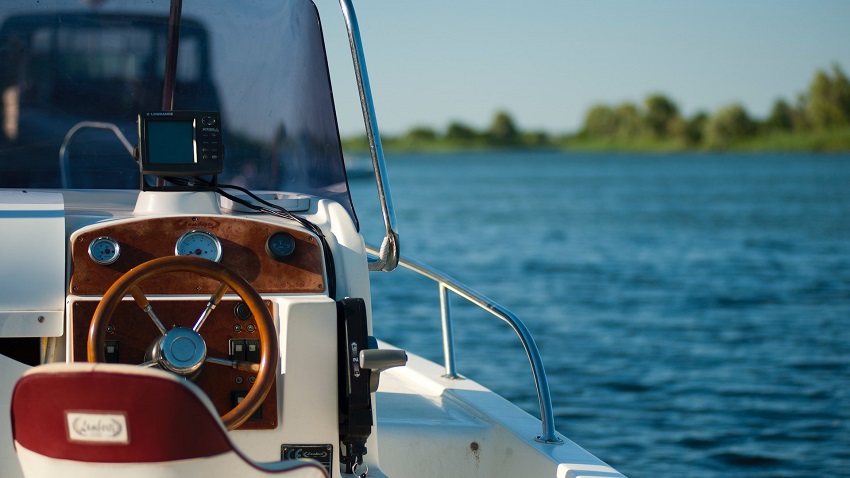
left=0, top=0, right=355, bottom=223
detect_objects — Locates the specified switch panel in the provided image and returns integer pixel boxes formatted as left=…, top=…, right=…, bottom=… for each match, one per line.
left=230, top=339, right=261, bottom=363
left=245, top=340, right=260, bottom=363
left=105, top=340, right=119, bottom=363
left=232, top=391, right=263, bottom=421
left=230, top=339, right=246, bottom=362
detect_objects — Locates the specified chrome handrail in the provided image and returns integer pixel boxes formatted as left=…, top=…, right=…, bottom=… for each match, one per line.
left=339, top=0, right=399, bottom=272
left=59, top=121, right=135, bottom=189
left=366, top=245, right=563, bottom=445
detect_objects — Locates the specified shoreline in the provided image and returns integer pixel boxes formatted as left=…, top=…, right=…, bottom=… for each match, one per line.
left=343, top=126, right=850, bottom=154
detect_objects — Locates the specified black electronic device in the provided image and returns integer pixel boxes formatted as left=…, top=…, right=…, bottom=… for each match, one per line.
left=336, top=298, right=373, bottom=474
left=137, top=111, right=223, bottom=177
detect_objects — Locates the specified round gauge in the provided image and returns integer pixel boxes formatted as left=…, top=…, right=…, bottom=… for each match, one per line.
left=175, top=230, right=222, bottom=262
left=88, top=236, right=121, bottom=265
left=266, top=231, right=296, bottom=261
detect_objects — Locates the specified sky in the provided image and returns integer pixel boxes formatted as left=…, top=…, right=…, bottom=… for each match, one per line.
left=314, top=0, right=850, bottom=137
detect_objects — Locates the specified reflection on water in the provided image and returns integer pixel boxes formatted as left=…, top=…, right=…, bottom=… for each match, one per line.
left=351, top=151, right=850, bottom=478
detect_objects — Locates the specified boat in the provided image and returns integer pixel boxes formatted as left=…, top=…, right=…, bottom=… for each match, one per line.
left=343, top=156, right=374, bottom=180
left=0, top=1, right=626, bottom=477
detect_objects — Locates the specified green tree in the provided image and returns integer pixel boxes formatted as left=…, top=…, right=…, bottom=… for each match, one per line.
left=405, top=126, right=438, bottom=142
left=766, top=99, right=793, bottom=131
left=522, top=130, right=551, bottom=147
left=445, top=121, right=478, bottom=142
left=488, top=110, right=519, bottom=146
left=667, top=111, right=708, bottom=147
left=808, top=69, right=835, bottom=129
left=832, top=64, right=850, bottom=125
left=614, top=102, right=645, bottom=139
left=644, top=94, right=680, bottom=138
left=581, top=104, right=618, bottom=137
left=791, top=93, right=810, bottom=130
left=686, top=111, right=709, bottom=145
left=807, top=65, right=850, bottom=129
left=704, top=103, right=756, bottom=148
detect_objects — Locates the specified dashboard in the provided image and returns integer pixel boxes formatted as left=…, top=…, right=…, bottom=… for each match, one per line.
left=70, top=216, right=325, bottom=295
left=68, top=215, right=326, bottom=430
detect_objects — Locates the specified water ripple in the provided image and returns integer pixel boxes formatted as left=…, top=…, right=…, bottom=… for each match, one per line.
left=354, top=152, right=850, bottom=478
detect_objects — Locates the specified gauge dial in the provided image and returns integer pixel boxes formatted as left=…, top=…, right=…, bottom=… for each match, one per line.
left=175, top=230, right=222, bottom=262
left=88, top=236, right=121, bottom=265
left=266, top=231, right=296, bottom=262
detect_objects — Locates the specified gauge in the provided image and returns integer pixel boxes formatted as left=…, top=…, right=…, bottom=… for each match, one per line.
left=88, top=236, right=121, bottom=265
left=266, top=231, right=296, bottom=261
left=175, top=230, right=222, bottom=262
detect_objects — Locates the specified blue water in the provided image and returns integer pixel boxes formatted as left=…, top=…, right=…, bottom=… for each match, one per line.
left=348, top=152, right=850, bottom=478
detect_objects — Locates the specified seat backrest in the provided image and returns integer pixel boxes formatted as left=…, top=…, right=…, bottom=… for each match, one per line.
left=10, top=362, right=327, bottom=478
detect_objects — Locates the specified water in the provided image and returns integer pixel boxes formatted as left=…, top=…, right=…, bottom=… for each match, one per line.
left=348, top=151, right=850, bottom=478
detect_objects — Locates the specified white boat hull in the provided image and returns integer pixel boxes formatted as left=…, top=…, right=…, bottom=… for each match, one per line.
left=375, top=348, right=624, bottom=478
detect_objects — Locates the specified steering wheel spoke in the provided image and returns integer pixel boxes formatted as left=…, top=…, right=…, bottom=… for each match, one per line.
left=206, top=356, right=261, bottom=373
left=193, top=282, right=229, bottom=332
left=129, top=285, right=168, bottom=335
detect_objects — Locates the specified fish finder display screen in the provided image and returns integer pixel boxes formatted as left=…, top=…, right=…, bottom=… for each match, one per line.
left=138, top=111, right=223, bottom=177
left=147, top=121, right=194, bottom=164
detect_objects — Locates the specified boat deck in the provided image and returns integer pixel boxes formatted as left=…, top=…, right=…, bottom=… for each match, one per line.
left=376, top=350, right=625, bottom=478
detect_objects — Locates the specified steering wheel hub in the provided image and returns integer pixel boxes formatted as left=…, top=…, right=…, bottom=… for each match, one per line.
left=150, top=327, right=207, bottom=376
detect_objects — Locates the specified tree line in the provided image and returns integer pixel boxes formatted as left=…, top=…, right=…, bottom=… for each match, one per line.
left=577, top=64, right=850, bottom=149
left=343, top=110, right=551, bottom=151
left=343, top=64, right=850, bottom=152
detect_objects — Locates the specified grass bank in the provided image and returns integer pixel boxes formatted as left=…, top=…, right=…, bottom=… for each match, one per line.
left=343, top=126, right=850, bottom=154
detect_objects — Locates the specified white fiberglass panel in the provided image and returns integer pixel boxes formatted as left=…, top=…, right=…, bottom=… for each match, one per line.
left=0, top=191, right=65, bottom=337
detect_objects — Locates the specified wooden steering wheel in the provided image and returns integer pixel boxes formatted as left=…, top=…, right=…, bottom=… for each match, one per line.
left=88, top=256, right=278, bottom=430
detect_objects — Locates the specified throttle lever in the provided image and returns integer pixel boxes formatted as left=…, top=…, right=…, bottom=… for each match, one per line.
left=360, top=338, right=407, bottom=393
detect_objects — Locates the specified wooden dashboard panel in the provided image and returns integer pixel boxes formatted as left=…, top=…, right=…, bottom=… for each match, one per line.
left=70, top=216, right=325, bottom=295
left=70, top=299, right=277, bottom=430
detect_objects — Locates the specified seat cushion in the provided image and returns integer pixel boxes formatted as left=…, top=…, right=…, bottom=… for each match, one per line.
left=11, top=363, right=232, bottom=463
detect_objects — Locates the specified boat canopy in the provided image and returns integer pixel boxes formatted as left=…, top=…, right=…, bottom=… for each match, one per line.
left=0, top=0, right=356, bottom=224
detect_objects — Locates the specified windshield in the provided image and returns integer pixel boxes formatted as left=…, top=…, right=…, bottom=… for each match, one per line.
left=0, top=0, right=355, bottom=222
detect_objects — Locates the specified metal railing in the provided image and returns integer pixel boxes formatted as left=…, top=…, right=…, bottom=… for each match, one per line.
left=366, top=245, right=563, bottom=445
left=59, top=121, right=135, bottom=189
left=339, top=0, right=399, bottom=272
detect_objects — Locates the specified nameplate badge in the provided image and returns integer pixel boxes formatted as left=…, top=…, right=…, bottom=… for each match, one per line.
left=66, top=412, right=129, bottom=444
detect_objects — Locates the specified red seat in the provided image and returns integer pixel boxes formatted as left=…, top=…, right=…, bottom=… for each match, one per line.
left=10, top=363, right=328, bottom=478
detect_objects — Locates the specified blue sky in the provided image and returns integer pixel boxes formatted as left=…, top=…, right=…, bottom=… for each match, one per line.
left=317, top=1, right=850, bottom=136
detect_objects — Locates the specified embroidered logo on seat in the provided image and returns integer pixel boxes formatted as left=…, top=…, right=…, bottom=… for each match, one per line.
left=66, top=412, right=129, bottom=444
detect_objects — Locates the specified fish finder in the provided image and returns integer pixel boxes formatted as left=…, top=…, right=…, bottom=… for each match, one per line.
left=138, top=111, right=223, bottom=177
